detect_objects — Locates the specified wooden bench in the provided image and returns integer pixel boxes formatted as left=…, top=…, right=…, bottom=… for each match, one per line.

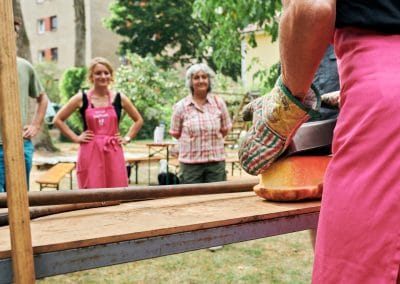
left=35, top=162, right=75, bottom=191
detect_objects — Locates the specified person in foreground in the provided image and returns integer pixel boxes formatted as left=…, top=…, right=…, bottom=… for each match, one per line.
left=54, top=57, right=143, bottom=189
left=169, top=63, right=232, bottom=184
left=239, top=0, right=400, bottom=282
left=0, top=21, right=48, bottom=192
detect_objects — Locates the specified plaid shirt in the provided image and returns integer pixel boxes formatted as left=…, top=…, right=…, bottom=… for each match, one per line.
left=170, top=94, right=232, bottom=164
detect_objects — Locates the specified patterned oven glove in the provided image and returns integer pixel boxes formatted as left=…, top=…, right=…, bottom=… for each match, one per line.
left=239, top=76, right=321, bottom=175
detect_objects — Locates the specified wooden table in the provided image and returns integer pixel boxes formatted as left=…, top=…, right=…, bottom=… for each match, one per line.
left=146, top=143, right=177, bottom=184
left=0, top=192, right=320, bottom=282
left=125, top=155, right=162, bottom=184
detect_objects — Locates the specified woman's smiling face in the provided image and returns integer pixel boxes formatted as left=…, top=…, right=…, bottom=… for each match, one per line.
left=191, top=71, right=209, bottom=94
left=90, top=63, right=112, bottom=87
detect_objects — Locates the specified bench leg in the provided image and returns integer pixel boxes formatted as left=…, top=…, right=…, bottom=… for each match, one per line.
left=135, top=162, right=139, bottom=184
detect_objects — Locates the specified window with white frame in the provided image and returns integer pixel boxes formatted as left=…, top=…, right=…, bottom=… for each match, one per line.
left=37, top=19, right=45, bottom=34
left=38, top=50, right=45, bottom=62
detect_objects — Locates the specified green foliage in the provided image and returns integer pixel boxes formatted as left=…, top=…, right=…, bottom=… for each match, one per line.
left=193, top=0, right=282, bottom=81
left=104, top=0, right=281, bottom=82
left=114, top=53, right=187, bottom=139
left=252, top=61, right=281, bottom=94
left=34, top=62, right=61, bottom=103
left=58, top=67, right=88, bottom=133
left=105, top=0, right=210, bottom=70
left=59, top=67, right=88, bottom=103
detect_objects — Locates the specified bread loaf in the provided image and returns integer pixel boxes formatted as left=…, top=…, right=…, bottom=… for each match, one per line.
left=254, top=156, right=331, bottom=201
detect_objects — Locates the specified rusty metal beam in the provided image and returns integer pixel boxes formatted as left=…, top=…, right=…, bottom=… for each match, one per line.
left=0, top=212, right=319, bottom=283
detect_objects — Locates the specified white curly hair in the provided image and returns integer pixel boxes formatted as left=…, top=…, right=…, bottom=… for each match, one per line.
left=185, top=63, right=216, bottom=94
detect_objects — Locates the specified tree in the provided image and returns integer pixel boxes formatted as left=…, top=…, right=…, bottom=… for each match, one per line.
left=13, top=0, right=57, bottom=151
left=105, top=0, right=282, bottom=80
left=73, top=0, right=86, bottom=67
left=114, top=53, right=187, bottom=139
left=13, top=0, right=31, bottom=61
left=105, top=0, right=210, bottom=70
left=193, top=0, right=282, bottom=81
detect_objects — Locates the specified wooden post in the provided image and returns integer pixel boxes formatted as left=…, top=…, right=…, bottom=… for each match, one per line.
left=0, top=1, right=35, bottom=283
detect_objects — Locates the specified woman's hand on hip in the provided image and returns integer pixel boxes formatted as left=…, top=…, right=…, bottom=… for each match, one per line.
left=114, top=133, right=127, bottom=145
left=77, top=130, right=94, bottom=143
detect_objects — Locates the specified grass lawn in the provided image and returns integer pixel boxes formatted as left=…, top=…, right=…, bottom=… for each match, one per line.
left=37, top=231, right=314, bottom=284
left=33, top=139, right=315, bottom=283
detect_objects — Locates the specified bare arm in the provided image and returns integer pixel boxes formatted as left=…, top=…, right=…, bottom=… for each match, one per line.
left=53, top=94, right=93, bottom=143
left=280, top=0, right=336, bottom=100
left=120, top=94, right=144, bottom=144
left=23, top=92, right=48, bottom=139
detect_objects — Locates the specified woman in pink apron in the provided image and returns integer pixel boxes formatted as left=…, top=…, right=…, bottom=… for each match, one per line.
left=54, top=57, right=144, bottom=189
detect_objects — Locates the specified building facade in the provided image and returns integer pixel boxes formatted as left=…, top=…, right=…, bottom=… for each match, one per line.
left=21, top=0, right=122, bottom=71
left=241, top=25, right=279, bottom=89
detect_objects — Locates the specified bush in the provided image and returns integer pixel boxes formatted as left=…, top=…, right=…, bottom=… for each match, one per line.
left=115, top=53, right=186, bottom=139
left=58, top=67, right=88, bottom=133
left=34, top=62, right=62, bottom=103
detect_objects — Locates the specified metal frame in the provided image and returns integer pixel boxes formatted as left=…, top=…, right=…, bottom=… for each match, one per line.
left=0, top=211, right=318, bottom=283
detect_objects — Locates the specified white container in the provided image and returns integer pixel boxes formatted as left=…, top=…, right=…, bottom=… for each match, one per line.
left=153, top=126, right=164, bottom=143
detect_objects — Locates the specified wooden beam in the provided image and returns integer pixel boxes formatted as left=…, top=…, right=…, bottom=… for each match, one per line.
left=0, top=178, right=259, bottom=207
left=0, top=1, right=35, bottom=283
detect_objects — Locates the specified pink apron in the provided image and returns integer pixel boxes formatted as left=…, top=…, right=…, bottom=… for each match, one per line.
left=312, top=28, right=400, bottom=283
left=77, top=91, right=128, bottom=189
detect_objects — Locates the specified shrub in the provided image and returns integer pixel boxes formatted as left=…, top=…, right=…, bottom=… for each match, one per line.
left=58, top=67, right=88, bottom=134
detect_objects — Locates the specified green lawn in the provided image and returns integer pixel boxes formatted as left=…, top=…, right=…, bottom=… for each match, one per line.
left=37, top=231, right=314, bottom=284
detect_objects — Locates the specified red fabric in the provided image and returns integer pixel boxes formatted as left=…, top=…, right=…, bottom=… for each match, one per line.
left=312, top=28, right=400, bottom=283
left=77, top=91, right=128, bottom=189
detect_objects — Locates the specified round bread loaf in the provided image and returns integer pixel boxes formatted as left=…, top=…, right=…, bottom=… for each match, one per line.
left=254, top=156, right=331, bottom=201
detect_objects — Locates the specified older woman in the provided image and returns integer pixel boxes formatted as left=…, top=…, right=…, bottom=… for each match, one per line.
left=169, top=63, right=232, bottom=184
left=54, top=57, right=144, bottom=189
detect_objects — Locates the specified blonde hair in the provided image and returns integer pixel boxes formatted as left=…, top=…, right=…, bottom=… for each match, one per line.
left=87, top=57, right=114, bottom=84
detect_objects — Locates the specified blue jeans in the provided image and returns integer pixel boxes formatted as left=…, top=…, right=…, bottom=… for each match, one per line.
left=0, top=140, right=34, bottom=192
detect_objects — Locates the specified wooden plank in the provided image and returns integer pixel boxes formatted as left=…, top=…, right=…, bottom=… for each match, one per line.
left=0, top=2, right=35, bottom=283
left=0, top=192, right=320, bottom=259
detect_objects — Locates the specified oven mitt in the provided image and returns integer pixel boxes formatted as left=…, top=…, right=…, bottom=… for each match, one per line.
left=239, top=76, right=321, bottom=175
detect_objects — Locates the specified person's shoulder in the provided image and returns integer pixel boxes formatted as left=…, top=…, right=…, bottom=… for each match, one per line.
left=17, top=56, right=34, bottom=70
left=209, top=93, right=226, bottom=104
left=174, top=96, right=190, bottom=107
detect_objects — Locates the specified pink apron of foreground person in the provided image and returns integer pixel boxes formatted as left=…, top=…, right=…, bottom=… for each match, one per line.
left=54, top=57, right=144, bottom=189
left=238, top=0, right=400, bottom=283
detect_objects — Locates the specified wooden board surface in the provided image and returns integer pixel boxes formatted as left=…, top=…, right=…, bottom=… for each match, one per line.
left=0, top=192, right=320, bottom=258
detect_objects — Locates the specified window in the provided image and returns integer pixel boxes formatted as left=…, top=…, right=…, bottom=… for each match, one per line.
left=38, top=50, right=45, bottom=62
left=50, top=48, right=58, bottom=62
left=50, top=16, right=57, bottom=31
left=37, top=19, right=45, bottom=34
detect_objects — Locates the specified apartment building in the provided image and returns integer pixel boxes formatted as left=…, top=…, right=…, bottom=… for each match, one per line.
left=21, top=0, right=122, bottom=71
